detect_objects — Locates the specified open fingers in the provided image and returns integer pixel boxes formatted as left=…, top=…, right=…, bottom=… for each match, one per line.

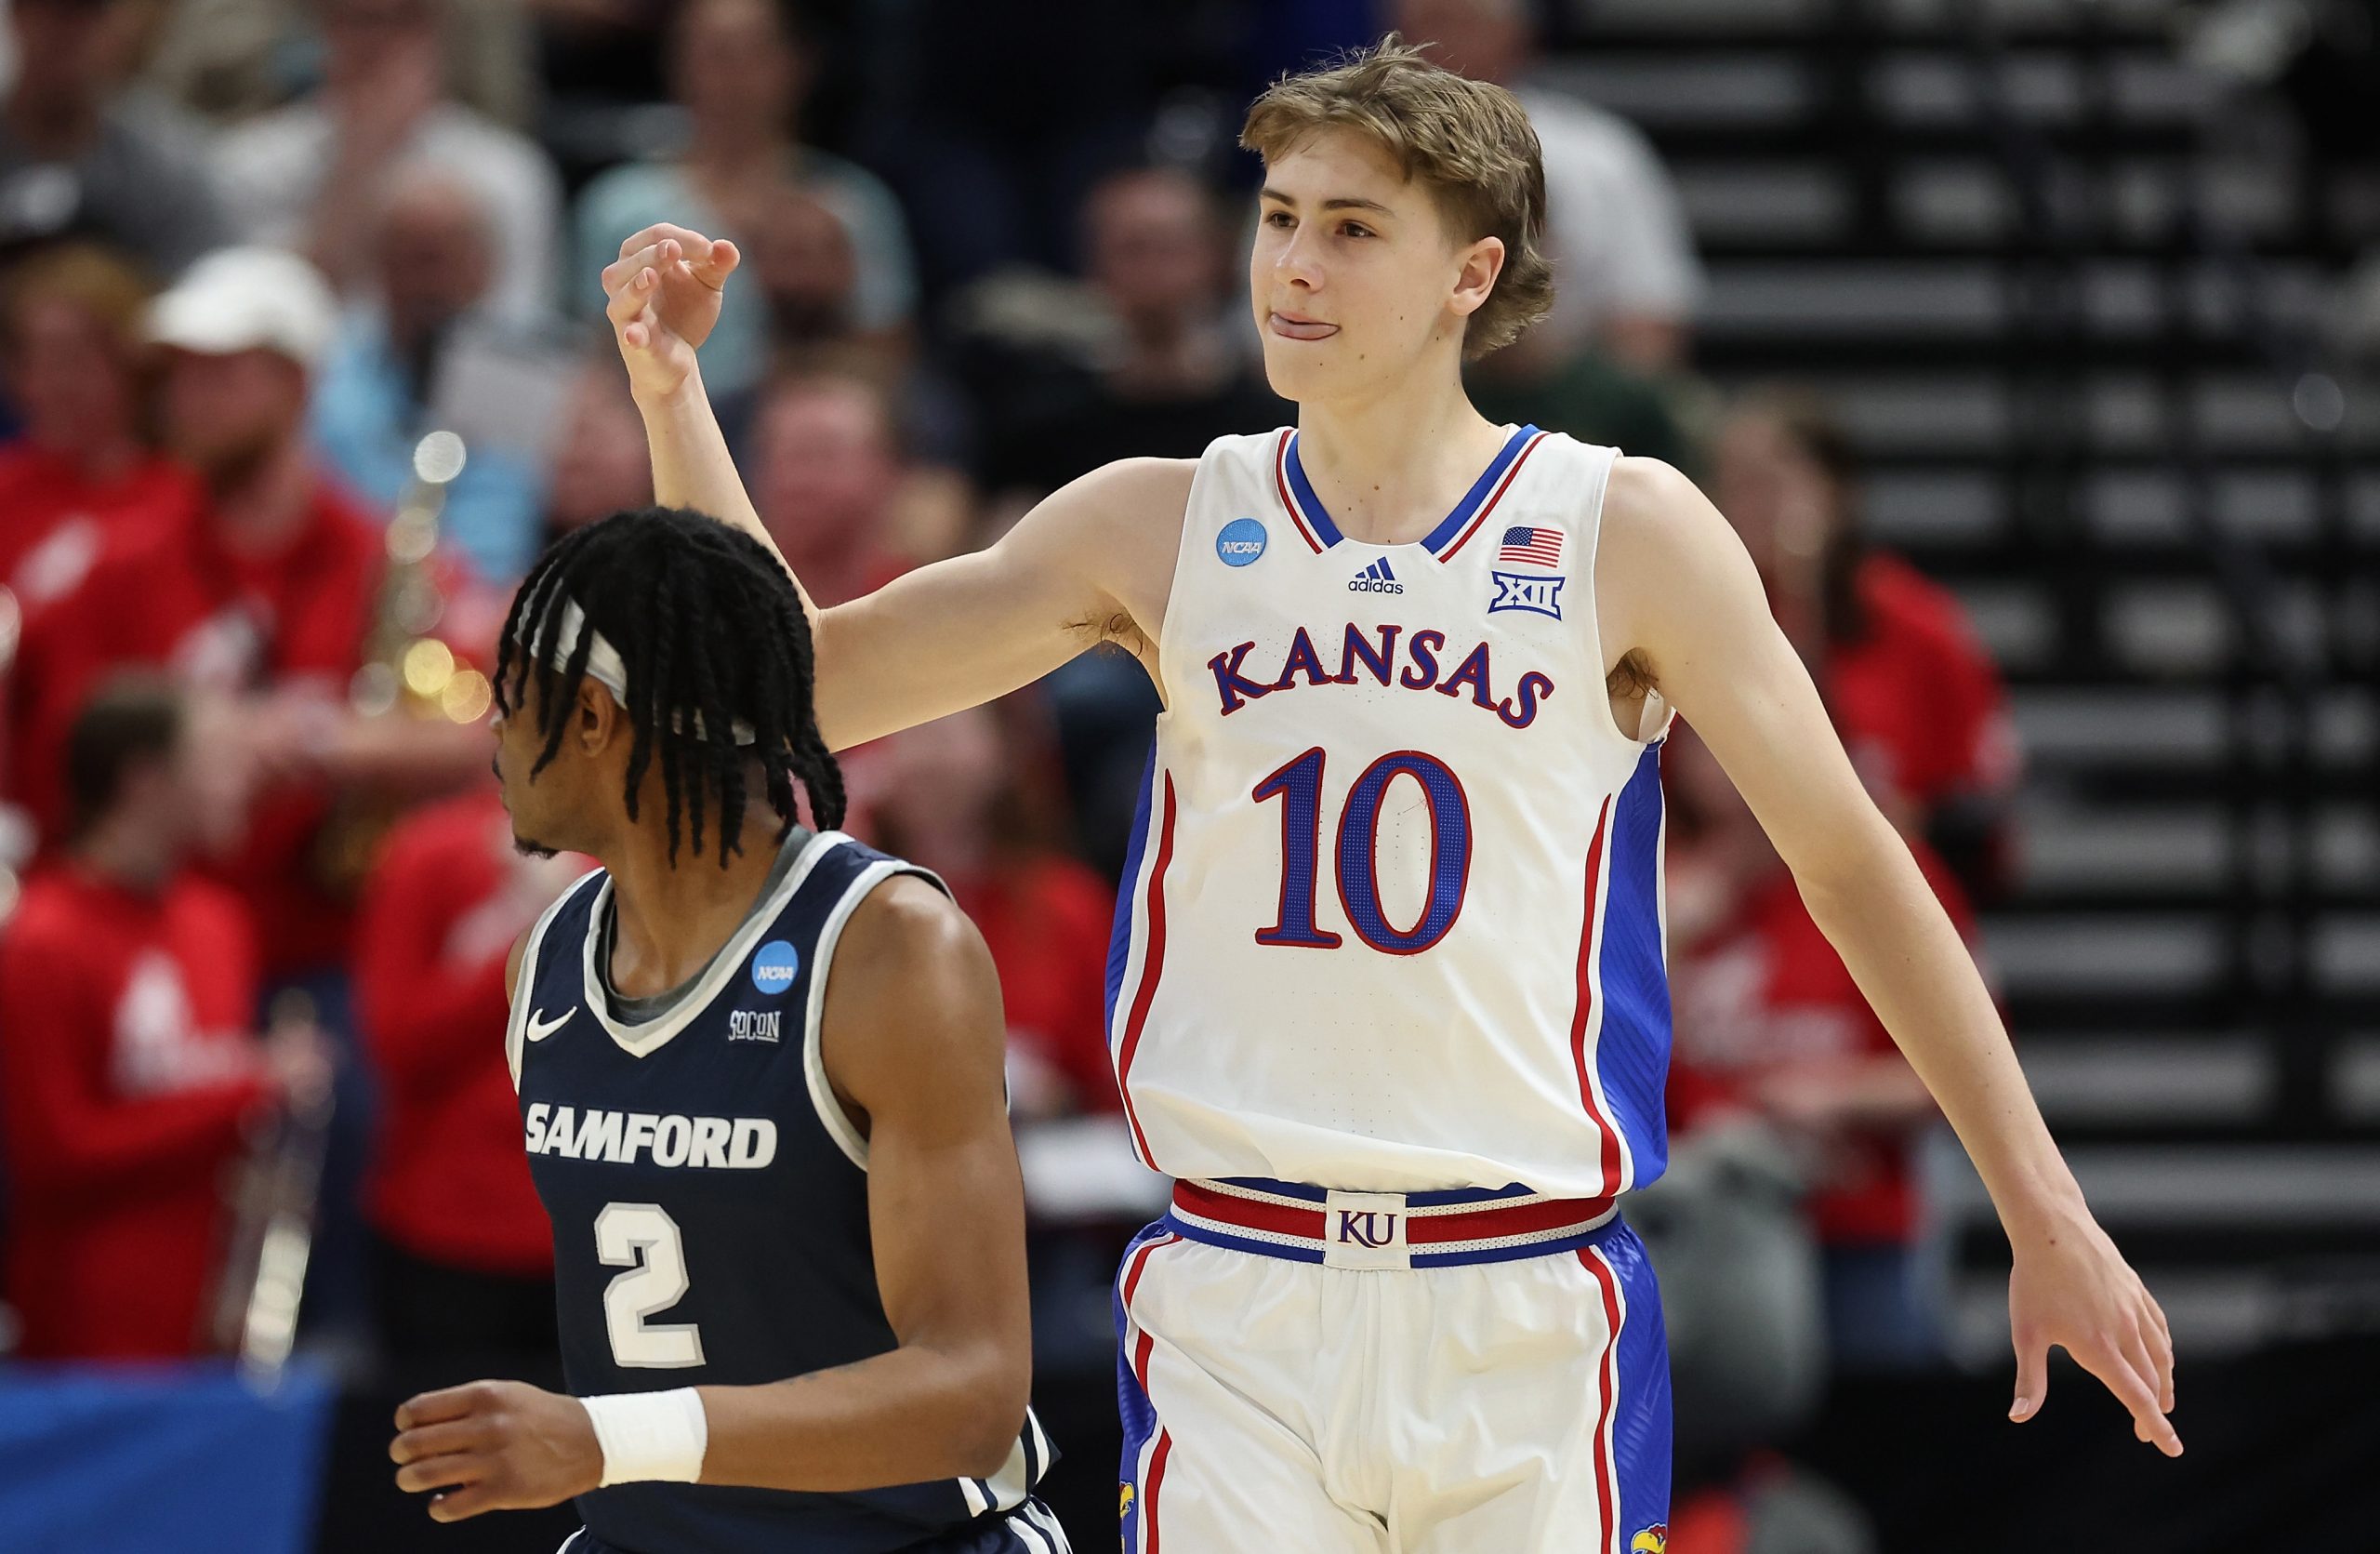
left=617, top=223, right=714, bottom=264
left=2143, top=1309, right=2175, bottom=1413
left=390, top=1416, right=490, bottom=1467
left=685, top=236, right=740, bottom=289
left=2082, top=1333, right=2180, bottom=1456
left=2119, top=1325, right=2180, bottom=1451
left=395, top=1449, right=485, bottom=1495
left=393, top=1384, right=483, bottom=1432
left=2010, top=1329, right=2048, bottom=1421
left=428, top=1480, right=502, bottom=1522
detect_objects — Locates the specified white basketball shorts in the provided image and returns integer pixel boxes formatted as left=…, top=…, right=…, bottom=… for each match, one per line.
left=1115, top=1177, right=1673, bottom=1554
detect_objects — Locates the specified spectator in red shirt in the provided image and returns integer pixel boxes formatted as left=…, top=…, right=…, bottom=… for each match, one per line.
left=355, top=786, right=583, bottom=1370
left=1713, top=391, right=2022, bottom=902
left=12, top=246, right=487, bottom=979
left=1664, top=722, right=1979, bottom=1370
left=0, top=674, right=328, bottom=1360
left=0, top=243, right=191, bottom=613
left=866, top=700, right=1117, bottom=1119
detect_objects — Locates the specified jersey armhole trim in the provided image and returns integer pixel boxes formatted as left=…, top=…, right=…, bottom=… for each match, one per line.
left=1578, top=443, right=1676, bottom=750
left=507, top=865, right=607, bottom=1091
left=801, top=856, right=952, bottom=1172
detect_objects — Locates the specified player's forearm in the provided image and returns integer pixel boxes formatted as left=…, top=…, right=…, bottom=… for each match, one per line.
left=693, top=1338, right=1027, bottom=1492
left=636, top=375, right=818, bottom=631
left=1793, top=822, right=2088, bottom=1240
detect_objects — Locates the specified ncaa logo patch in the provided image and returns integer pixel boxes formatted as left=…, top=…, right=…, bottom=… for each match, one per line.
left=1216, top=517, right=1268, bottom=567
left=750, top=939, right=801, bottom=996
left=1489, top=569, right=1567, bottom=621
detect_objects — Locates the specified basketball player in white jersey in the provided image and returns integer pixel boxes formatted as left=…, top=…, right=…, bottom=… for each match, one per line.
left=601, top=38, right=2178, bottom=1554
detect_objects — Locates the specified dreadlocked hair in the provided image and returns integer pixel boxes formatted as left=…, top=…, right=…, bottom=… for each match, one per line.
left=494, top=507, right=845, bottom=866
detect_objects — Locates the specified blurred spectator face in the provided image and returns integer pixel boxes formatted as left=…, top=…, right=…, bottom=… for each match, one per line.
left=1087, top=170, right=1224, bottom=335
left=9, top=297, right=138, bottom=449
left=375, top=168, right=495, bottom=343
left=1250, top=130, right=1475, bottom=405
left=70, top=682, right=255, bottom=862
left=10, top=0, right=145, bottom=108
left=671, top=0, right=803, bottom=139
left=1390, top=0, right=1529, bottom=86
left=159, top=348, right=307, bottom=485
left=3, top=246, right=151, bottom=456
left=546, top=366, right=652, bottom=533
left=1712, top=406, right=1844, bottom=592
left=320, top=0, right=443, bottom=86
left=173, top=692, right=261, bottom=857
left=747, top=185, right=856, bottom=342
left=875, top=706, right=1006, bottom=841
left=752, top=378, right=896, bottom=566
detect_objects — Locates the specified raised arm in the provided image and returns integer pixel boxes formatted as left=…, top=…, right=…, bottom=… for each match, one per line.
left=391, top=878, right=1033, bottom=1520
left=1597, top=457, right=2182, bottom=1457
left=601, top=224, right=1187, bottom=750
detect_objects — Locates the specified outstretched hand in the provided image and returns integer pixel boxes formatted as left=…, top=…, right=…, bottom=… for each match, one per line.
left=602, top=223, right=742, bottom=404
left=2006, top=1204, right=2180, bottom=1456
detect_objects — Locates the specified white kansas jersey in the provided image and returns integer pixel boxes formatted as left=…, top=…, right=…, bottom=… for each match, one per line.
left=1106, top=425, right=1673, bottom=1199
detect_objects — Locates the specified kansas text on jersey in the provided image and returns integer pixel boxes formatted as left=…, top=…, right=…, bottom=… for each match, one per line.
left=1108, top=426, right=1675, bottom=1199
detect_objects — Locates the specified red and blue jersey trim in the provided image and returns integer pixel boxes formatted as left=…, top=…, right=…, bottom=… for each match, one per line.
left=1164, top=1177, right=1620, bottom=1268
left=1275, top=425, right=1548, bottom=560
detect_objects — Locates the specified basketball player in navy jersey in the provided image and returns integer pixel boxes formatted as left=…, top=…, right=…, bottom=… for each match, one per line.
left=387, top=509, right=1068, bottom=1553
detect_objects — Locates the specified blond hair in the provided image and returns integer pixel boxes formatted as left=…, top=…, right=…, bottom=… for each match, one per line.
left=1, top=243, right=156, bottom=356
left=1240, top=35, right=1551, bottom=358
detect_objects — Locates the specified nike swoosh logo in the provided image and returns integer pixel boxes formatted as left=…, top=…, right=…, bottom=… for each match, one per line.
left=524, top=1007, right=575, bottom=1043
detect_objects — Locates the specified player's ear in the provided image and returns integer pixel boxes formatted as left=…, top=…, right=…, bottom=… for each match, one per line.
left=1449, top=233, right=1504, bottom=322
left=574, top=677, right=625, bottom=754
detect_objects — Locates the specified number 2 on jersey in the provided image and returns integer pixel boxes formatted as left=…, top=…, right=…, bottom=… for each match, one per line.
left=596, top=1202, right=705, bottom=1368
left=1252, top=747, right=1472, bottom=954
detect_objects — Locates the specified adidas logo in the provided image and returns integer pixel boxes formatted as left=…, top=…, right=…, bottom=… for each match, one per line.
left=1347, top=558, right=1404, bottom=595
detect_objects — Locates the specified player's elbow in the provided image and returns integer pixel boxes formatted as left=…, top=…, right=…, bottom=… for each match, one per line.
left=942, top=1340, right=1033, bottom=1480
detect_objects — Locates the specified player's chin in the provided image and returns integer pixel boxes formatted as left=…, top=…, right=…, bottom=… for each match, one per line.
left=1257, top=346, right=1336, bottom=403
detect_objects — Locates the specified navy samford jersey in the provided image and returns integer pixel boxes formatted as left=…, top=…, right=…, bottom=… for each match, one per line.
left=509, top=829, right=1052, bottom=1554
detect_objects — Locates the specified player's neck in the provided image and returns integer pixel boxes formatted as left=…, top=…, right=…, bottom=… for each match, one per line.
left=1293, top=376, right=1507, bottom=547
left=601, top=812, right=789, bottom=999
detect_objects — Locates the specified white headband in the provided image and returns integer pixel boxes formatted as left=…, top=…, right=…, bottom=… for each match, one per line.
left=537, top=598, right=757, bottom=746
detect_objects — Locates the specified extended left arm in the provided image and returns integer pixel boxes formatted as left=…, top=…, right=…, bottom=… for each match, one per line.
left=391, top=878, right=1033, bottom=1519
left=1600, top=458, right=2180, bottom=1455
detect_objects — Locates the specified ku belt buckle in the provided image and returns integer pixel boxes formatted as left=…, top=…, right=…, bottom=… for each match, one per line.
left=1323, top=1189, right=1411, bottom=1270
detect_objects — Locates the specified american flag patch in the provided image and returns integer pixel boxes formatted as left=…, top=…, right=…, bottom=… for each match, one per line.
left=1499, top=525, right=1563, bottom=567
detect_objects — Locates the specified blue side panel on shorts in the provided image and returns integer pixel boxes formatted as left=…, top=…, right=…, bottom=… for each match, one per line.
left=1598, top=743, right=1673, bottom=1189
left=1113, top=1221, right=1170, bottom=1554
left=1605, top=1219, right=1674, bottom=1545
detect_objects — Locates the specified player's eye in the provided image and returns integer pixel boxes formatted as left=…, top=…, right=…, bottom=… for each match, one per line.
left=1340, top=221, right=1374, bottom=239
left=1264, top=211, right=1294, bottom=229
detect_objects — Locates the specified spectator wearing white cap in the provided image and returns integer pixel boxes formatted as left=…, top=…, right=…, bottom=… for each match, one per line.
left=211, top=0, right=562, bottom=327
left=11, top=245, right=489, bottom=982
left=7, top=241, right=496, bottom=1348
left=0, top=0, right=229, bottom=276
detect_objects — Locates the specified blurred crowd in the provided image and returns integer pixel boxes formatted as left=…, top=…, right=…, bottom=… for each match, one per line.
left=0, top=0, right=2023, bottom=1547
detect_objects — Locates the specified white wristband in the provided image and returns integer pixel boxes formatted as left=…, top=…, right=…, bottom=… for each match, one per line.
left=579, top=1388, right=708, bottom=1487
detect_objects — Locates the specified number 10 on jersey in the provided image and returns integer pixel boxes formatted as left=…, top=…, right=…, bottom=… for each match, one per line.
left=1252, top=747, right=1473, bottom=955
